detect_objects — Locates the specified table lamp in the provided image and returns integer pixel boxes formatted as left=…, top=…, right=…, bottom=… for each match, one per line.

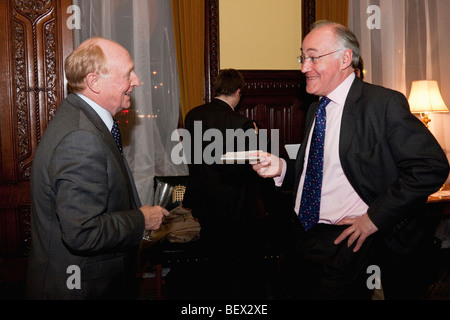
left=408, top=80, right=449, bottom=127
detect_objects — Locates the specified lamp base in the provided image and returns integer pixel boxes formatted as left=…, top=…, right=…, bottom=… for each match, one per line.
left=420, top=113, right=431, bottom=128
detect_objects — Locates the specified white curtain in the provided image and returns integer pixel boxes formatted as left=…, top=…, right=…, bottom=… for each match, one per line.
left=349, top=0, right=450, bottom=184
left=73, top=0, right=188, bottom=205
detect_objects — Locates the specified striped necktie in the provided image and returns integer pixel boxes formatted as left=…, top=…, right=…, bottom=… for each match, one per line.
left=298, top=96, right=331, bottom=231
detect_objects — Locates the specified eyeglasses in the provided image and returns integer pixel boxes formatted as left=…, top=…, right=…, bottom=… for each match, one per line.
left=297, top=49, right=343, bottom=65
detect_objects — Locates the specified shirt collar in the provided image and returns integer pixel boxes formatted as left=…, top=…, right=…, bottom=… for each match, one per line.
left=76, top=93, right=114, bottom=131
left=325, top=72, right=356, bottom=107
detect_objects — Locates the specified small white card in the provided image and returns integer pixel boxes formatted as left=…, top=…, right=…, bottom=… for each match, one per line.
left=220, top=150, right=261, bottom=163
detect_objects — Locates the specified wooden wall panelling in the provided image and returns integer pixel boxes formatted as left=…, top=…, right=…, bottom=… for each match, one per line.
left=204, top=0, right=317, bottom=158
left=0, top=0, right=73, bottom=297
left=237, top=70, right=315, bottom=158
left=303, top=0, right=316, bottom=36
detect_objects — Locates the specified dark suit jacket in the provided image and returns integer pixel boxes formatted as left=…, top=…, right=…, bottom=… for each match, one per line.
left=183, top=99, right=273, bottom=247
left=26, top=94, right=145, bottom=299
left=284, top=77, right=449, bottom=251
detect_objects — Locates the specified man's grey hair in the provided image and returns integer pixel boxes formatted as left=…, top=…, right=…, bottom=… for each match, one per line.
left=311, top=20, right=361, bottom=69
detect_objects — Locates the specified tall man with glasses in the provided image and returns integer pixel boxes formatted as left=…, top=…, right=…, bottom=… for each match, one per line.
left=252, top=20, right=449, bottom=300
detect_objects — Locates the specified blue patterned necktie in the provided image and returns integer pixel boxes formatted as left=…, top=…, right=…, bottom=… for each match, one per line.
left=298, top=96, right=331, bottom=231
left=111, top=119, right=123, bottom=156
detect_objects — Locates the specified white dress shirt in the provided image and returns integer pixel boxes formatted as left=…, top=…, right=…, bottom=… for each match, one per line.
left=76, top=93, right=114, bottom=131
left=278, top=73, right=368, bottom=225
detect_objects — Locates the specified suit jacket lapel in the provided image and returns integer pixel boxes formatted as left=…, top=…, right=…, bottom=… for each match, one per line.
left=339, top=77, right=364, bottom=164
left=294, top=101, right=318, bottom=193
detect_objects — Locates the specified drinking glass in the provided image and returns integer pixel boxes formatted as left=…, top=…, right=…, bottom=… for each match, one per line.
left=143, top=182, right=174, bottom=241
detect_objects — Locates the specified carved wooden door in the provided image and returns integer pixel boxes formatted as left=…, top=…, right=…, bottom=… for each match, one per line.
left=0, top=0, right=73, bottom=298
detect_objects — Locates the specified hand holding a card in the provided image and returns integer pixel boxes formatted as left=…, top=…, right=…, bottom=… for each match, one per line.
left=251, top=151, right=284, bottom=178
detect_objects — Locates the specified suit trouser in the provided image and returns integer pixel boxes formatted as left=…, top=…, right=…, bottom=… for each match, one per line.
left=288, top=218, right=377, bottom=300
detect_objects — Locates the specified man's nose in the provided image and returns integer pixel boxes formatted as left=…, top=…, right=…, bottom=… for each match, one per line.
left=301, top=60, right=312, bottom=73
left=131, top=72, right=140, bottom=87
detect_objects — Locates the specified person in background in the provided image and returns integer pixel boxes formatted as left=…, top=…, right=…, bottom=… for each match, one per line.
left=181, top=69, right=274, bottom=299
left=26, top=37, right=169, bottom=300
left=252, top=21, right=449, bottom=300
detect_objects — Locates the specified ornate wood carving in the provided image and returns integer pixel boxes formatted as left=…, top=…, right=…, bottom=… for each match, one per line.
left=14, top=0, right=53, bottom=21
left=0, top=0, right=73, bottom=292
left=12, top=0, right=59, bottom=180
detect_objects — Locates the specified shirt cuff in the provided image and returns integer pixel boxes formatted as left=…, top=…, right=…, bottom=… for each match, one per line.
left=273, top=159, right=287, bottom=187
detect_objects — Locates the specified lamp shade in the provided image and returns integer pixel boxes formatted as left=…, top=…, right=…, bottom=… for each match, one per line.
left=408, top=80, right=448, bottom=113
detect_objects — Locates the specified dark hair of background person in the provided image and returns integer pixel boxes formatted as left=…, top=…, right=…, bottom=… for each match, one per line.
left=214, top=68, right=245, bottom=96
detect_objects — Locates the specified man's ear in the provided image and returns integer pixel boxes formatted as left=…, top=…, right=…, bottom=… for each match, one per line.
left=341, top=49, right=353, bottom=70
left=85, top=73, right=101, bottom=94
